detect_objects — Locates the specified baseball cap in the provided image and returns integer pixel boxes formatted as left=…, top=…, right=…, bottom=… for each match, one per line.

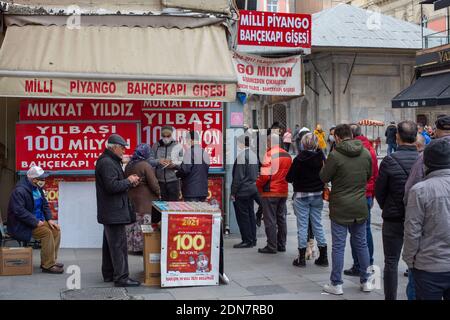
left=27, top=166, right=50, bottom=179
left=107, top=134, right=128, bottom=147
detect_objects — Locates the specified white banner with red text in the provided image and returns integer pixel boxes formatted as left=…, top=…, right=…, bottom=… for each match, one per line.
left=232, top=51, right=303, bottom=96
left=0, top=77, right=236, bottom=102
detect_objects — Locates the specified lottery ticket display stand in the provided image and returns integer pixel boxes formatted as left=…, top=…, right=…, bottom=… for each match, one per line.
left=152, top=201, right=221, bottom=287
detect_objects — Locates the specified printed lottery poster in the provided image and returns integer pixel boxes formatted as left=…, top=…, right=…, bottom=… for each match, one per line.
left=160, top=212, right=221, bottom=287
left=141, top=108, right=223, bottom=169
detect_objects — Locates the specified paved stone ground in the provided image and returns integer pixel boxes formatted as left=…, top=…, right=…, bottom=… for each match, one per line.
left=0, top=182, right=409, bottom=300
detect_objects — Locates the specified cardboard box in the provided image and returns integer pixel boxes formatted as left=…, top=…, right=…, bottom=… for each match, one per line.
left=143, top=231, right=161, bottom=286
left=0, top=247, right=33, bottom=276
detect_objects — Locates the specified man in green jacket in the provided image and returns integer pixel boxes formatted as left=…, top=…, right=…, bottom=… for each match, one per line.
left=319, top=124, right=373, bottom=295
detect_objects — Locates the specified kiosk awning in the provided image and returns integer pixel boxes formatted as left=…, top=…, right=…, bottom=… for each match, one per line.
left=392, top=72, right=450, bottom=108
left=0, top=25, right=237, bottom=101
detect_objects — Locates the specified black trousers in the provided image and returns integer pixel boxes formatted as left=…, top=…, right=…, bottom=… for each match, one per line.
left=102, top=224, right=129, bottom=282
left=159, top=180, right=180, bottom=201
left=254, top=193, right=263, bottom=220
left=234, top=194, right=257, bottom=244
left=382, top=221, right=404, bottom=300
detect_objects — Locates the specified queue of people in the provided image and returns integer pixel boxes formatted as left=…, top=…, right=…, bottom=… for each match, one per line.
left=5, top=115, right=450, bottom=299
left=230, top=116, right=450, bottom=299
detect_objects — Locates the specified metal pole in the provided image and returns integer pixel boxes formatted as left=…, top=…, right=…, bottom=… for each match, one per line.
left=421, top=4, right=424, bottom=49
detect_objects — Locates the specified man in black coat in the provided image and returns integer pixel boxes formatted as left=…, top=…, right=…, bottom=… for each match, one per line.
left=375, top=121, right=419, bottom=300
left=95, top=134, right=140, bottom=287
left=231, top=135, right=259, bottom=248
left=176, top=130, right=210, bottom=202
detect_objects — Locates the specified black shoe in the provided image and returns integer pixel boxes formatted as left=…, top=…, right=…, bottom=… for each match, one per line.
left=258, top=246, right=277, bottom=254
left=104, top=277, right=114, bottom=283
left=404, top=269, right=409, bottom=277
left=314, top=246, right=329, bottom=267
left=293, top=248, right=306, bottom=267
left=277, top=246, right=286, bottom=252
left=114, top=278, right=141, bottom=287
left=343, top=266, right=360, bottom=277
left=233, top=242, right=252, bottom=248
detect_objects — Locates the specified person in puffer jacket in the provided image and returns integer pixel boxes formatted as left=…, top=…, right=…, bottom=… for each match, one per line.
left=344, top=124, right=379, bottom=277
left=256, top=131, right=292, bottom=254
left=375, top=120, right=419, bottom=300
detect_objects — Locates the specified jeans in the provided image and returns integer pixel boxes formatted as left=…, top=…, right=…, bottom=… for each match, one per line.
left=293, top=195, right=326, bottom=249
left=412, top=269, right=450, bottom=300
left=407, top=268, right=416, bottom=300
left=382, top=221, right=404, bottom=300
left=234, top=193, right=257, bottom=244
left=387, top=143, right=397, bottom=156
left=351, top=197, right=374, bottom=269
left=330, top=220, right=370, bottom=285
left=261, top=197, right=287, bottom=251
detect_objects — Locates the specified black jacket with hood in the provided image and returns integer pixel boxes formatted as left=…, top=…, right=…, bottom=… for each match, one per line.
left=286, top=150, right=325, bottom=192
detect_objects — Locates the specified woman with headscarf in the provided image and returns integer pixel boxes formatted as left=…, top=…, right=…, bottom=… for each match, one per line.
left=124, top=143, right=161, bottom=254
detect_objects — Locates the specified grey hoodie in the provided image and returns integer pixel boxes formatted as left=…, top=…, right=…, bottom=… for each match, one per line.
left=151, top=139, right=184, bottom=183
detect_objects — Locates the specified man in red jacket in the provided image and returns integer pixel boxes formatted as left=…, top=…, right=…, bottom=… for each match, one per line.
left=344, top=124, right=379, bottom=276
left=256, top=130, right=293, bottom=254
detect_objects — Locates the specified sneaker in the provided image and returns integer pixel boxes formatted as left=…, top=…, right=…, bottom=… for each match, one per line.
left=360, top=280, right=374, bottom=292
left=219, top=273, right=230, bottom=285
left=323, top=283, right=343, bottom=295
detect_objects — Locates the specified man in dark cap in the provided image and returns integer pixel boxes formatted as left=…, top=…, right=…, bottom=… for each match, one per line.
left=404, top=115, right=450, bottom=203
left=403, top=139, right=450, bottom=300
left=95, top=134, right=141, bottom=287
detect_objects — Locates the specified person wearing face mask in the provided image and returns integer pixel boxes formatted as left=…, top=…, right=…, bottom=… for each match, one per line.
left=7, top=166, right=64, bottom=274
left=151, top=126, right=184, bottom=207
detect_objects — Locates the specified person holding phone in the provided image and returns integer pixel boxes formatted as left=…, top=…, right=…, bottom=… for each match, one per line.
left=151, top=126, right=184, bottom=204
left=125, top=144, right=161, bottom=253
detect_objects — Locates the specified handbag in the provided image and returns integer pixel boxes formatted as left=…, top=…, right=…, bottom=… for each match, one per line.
left=322, top=185, right=330, bottom=202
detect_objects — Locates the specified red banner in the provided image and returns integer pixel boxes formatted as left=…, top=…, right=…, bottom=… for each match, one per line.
left=207, top=176, right=223, bottom=211
left=237, top=10, right=311, bottom=49
left=141, top=109, right=223, bottom=168
left=15, top=122, right=139, bottom=172
left=20, top=99, right=141, bottom=121
left=142, top=100, right=222, bottom=109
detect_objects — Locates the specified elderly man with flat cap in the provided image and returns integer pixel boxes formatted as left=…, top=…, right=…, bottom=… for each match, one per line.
left=95, top=134, right=141, bottom=287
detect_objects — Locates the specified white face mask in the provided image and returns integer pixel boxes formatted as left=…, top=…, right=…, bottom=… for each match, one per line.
left=329, top=135, right=335, bottom=142
left=162, top=137, right=172, bottom=145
